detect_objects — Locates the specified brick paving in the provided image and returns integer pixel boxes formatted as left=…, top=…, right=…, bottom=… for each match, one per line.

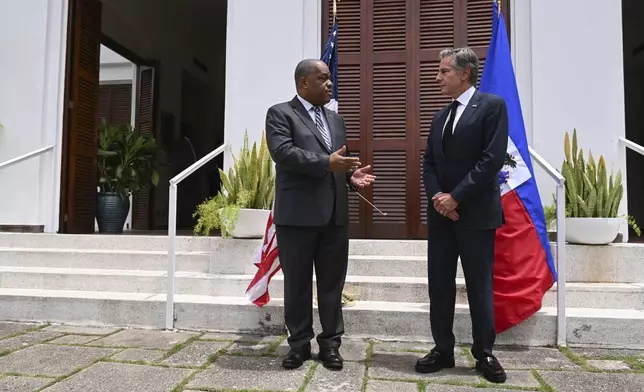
left=0, top=322, right=642, bottom=391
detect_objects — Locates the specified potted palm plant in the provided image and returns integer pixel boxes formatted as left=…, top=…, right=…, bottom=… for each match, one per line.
left=193, top=131, right=275, bottom=238
left=561, top=129, right=639, bottom=244
left=96, top=119, right=160, bottom=233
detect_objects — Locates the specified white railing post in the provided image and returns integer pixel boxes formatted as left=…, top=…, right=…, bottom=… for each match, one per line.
left=555, top=182, right=566, bottom=347
left=166, top=183, right=178, bottom=330
left=528, top=146, right=566, bottom=347
left=165, top=143, right=228, bottom=330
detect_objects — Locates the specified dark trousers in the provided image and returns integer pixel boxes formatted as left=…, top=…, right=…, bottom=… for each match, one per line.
left=275, top=222, right=349, bottom=351
left=427, top=219, right=496, bottom=360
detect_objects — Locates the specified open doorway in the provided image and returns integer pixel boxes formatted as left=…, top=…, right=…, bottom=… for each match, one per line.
left=59, top=0, right=227, bottom=234
left=623, top=0, right=644, bottom=242
left=97, top=44, right=137, bottom=231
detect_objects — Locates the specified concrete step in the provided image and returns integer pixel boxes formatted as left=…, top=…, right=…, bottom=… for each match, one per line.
left=1, top=267, right=642, bottom=310
left=0, top=288, right=642, bottom=348
left=0, top=234, right=423, bottom=256
left=2, top=246, right=644, bottom=284
left=0, top=233, right=214, bottom=252
left=0, top=248, right=212, bottom=272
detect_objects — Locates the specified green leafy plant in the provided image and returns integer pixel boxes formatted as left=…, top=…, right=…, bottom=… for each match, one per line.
left=561, top=129, right=640, bottom=235
left=97, top=119, right=160, bottom=200
left=193, top=131, right=275, bottom=237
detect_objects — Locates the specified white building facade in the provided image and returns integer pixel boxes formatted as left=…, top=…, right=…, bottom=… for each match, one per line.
left=0, top=0, right=640, bottom=240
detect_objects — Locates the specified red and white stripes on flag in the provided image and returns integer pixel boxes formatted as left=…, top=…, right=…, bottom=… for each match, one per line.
left=245, top=208, right=280, bottom=306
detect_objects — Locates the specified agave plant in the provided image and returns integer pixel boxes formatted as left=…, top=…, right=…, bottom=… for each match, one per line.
left=97, top=119, right=160, bottom=200
left=561, top=129, right=640, bottom=235
left=561, top=129, right=620, bottom=218
left=193, top=131, right=275, bottom=237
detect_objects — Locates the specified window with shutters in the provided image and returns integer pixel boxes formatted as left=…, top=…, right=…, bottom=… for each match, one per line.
left=98, top=84, right=132, bottom=127
left=322, top=0, right=509, bottom=239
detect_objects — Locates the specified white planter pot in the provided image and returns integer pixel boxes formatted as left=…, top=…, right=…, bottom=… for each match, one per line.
left=231, top=208, right=271, bottom=239
left=565, top=217, right=620, bottom=245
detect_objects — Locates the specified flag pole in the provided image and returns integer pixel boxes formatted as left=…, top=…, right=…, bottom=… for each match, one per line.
left=333, top=0, right=337, bottom=23
left=497, top=0, right=501, bottom=17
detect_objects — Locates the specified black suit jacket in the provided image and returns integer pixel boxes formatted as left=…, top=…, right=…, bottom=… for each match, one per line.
left=422, top=89, right=509, bottom=230
left=265, top=96, right=354, bottom=227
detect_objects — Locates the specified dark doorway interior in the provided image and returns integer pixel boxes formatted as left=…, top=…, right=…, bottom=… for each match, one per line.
left=623, top=0, right=644, bottom=242
left=59, top=0, right=228, bottom=234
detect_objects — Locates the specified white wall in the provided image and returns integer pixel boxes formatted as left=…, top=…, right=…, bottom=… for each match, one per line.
left=513, top=0, right=628, bottom=236
left=223, top=0, right=321, bottom=169
left=0, top=0, right=68, bottom=230
left=99, top=45, right=134, bottom=83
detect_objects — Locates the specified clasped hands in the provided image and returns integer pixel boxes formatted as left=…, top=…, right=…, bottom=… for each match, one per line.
left=433, top=192, right=459, bottom=221
left=329, top=145, right=376, bottom=188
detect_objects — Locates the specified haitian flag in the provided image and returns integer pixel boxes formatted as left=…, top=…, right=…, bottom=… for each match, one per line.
left=479, top=0, right=557, bottom=333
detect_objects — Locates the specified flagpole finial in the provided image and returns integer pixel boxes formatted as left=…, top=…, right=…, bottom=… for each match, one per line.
left=497, top=0, right=501, bottom=17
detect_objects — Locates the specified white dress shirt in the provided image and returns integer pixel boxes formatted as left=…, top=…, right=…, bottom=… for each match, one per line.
left=433, top=86, right=476, bottom=200
left=442, top=85, right=476, bottom=136
left=297, top=95, right=332, bottom=143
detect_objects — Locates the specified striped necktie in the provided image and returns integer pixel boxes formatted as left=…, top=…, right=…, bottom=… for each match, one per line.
left=314, top=106, right=332, bottom=151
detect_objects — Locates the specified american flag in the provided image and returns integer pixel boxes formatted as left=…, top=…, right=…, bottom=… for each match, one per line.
left=245, top=17, right=340, bottom=307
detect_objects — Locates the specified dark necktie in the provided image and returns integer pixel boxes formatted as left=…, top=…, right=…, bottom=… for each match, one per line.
left=314, top=106, right=332, bottom=151
left=442, top=100, right=460, bottom=151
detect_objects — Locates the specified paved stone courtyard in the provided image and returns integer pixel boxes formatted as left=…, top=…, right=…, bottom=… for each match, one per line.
left=0, top=322, right=642, bottom=391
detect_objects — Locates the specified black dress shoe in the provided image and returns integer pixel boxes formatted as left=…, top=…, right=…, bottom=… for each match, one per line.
left=282, top=349, right=311, bottom=369
left=415, top=350, right=456, bottom=373
left=476, top=356, right=507, bottom=383
left=318, top=347, right=343, bottom=370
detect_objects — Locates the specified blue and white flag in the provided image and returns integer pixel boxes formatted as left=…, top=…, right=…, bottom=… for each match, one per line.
left=322, top=18, right=339, bottom=113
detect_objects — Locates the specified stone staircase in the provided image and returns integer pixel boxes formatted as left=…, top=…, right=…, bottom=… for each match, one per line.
left=0, top=233, right=643, bottom=348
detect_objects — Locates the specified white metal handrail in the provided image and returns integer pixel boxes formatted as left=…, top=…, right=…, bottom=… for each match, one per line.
left=619, top=137, right=644, bottom=156
left=166, top=143, right=229, bottom=330
left=0, top=145, right=54, bottom=170
left=528, top=146, right=566, bottom=347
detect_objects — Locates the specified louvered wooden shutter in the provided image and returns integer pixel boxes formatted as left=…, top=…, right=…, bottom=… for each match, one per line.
left=326, top=1, right=365, bottom=238
left=64, top=0, right=102, bottom=234
left=132, top=66, right=156, bottom=230
left=323, top=0, right=509, bottom=239
left=98, top=84, right=132, bottom=127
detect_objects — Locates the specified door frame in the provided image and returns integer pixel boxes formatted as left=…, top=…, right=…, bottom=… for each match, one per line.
left=59, top=0, right=160, bottom=233
left=59, top=0, right=103, bottom=234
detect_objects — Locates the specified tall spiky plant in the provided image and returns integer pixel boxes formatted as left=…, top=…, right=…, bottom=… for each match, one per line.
left=561, top=129, right=621, bottom=218
left=193, top=131, right=275, bottom=237
left=560, top=129, right=640, bottom=235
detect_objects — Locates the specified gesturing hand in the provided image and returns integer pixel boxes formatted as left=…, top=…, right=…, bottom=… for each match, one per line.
left=329, top=145, right=361, bottom=172
left=350, top=165, right=376, bottom=188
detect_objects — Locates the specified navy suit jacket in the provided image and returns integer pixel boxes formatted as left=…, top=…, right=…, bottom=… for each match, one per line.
left=422, top=89, right=509, bottom=230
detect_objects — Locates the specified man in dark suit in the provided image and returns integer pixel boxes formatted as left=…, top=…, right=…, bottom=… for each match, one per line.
left=265, top=59, right=375, bottom=371
left=418, top=48, right=509, bottom=383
